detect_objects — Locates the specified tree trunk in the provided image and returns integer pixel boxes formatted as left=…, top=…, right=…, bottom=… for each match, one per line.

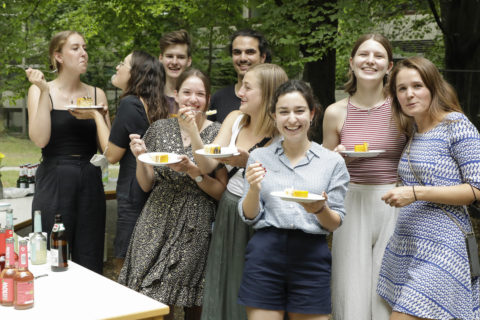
left=439, top=0, right=480, bottom=129
left=302, top=49, right=336, bottom=143
left=301, top=0, right=338, bottom=144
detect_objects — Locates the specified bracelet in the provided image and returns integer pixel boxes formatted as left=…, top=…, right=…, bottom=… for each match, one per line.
left=314, top=204, right=327, bottom=215
left=412, top=185, right=418, bottom=201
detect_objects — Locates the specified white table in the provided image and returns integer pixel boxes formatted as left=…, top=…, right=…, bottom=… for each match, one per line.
left=0, top=196, right=33, bottom=230
left=0, top=254, right=170, bottom=319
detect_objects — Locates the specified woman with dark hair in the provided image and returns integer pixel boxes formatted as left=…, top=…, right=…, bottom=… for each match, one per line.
left=238, top=79, right=349, bottom=320
left=322, top=33, right=405, bottom=319
left=26, top=30, right=110, bottom=274
left=106, top=50, right=169, bottom=274
left=119, top=68, right=227, bottom=320
left=378, top=56, right=480, bottom=319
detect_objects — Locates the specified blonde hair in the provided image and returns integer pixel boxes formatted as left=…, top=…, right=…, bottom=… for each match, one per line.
left=239, top=63, right=288, bottom=137
left=49, top=31, right=84, bottom=72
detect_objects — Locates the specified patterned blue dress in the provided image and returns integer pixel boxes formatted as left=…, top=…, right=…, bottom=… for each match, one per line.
left=377, top=112, right=480, bottom=319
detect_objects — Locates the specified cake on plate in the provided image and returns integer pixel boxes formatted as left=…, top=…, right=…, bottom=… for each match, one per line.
left=354, top=142, right=369, bottom=152
left=204, top=144, right=221, bottom=154
left=284, top=187, right=308, bottom=198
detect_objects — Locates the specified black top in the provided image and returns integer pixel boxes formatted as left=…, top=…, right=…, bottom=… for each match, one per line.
left=109, top=95, right=150, bottom=202
left=208, top=84, right=241, bottom=123
left=42, top=93, right=97, bottom=157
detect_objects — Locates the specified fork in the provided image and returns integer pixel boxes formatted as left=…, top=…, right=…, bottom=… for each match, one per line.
left=8, top=64, right=57, bottom=73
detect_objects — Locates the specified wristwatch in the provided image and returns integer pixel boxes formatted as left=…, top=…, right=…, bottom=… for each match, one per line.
left=195, top=175, right=204, bottom=183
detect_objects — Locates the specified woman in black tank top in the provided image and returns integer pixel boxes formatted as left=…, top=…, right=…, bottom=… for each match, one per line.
left=25, top=30, right=110, bottom=274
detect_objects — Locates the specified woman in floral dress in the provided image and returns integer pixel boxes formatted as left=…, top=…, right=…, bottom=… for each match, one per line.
left=119, top=69, right=227, bottom=320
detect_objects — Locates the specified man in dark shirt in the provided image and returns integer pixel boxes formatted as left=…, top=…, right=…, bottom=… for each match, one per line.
left=209, top=29, right=270, bottom=123
left=159, top=29, right=192, bottom=114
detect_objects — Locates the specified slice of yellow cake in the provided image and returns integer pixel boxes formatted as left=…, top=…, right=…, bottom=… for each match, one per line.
left=354, top=142, right=369, bottom=152
left=284, top=187, right=309, bottom=198
left=152, top=154, right=168, bottom=163
left=77, top=97, right=93, bottom=107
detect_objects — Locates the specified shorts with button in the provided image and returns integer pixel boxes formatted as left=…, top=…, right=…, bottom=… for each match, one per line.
left=238, top=227, right=332, bottom=314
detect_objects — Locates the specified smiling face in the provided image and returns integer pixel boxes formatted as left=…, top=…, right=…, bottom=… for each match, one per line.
left=349, top=39, right=392, bottom=83
left=274, top=91, right=314, bottom=142
left=174, top=76, right=208, bottom=112
left=55, top=33, right=88, bottom=74
left=231, top=36, right=266, bottom=78
left=237, top=70, right=262, bottom=116
left=395, top=68, right=432, bottom=121
left=159, top=44, right=191, bottom=80
left=111, top=53, right=132, bottom=91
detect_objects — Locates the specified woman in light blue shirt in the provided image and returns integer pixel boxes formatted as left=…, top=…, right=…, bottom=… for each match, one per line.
left=238, top=80, right=349, bottom=320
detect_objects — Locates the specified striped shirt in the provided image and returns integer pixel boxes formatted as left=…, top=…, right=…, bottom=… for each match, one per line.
left=238, top=138, right=349, bottom=235
left=340, top=98, right=406, bottom=184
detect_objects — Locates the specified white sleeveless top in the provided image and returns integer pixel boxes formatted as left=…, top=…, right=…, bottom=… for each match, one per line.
left=226, top=114, right=245, bottom=196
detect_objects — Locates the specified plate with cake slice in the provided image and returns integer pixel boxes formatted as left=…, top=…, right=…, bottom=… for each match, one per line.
left=271, top=189, right=325, bottom=203
left=66, top=97, right=104, bottom=110
left=195, top=145, right=240, bottom=158
left=340, top=150, right=385, bottom=158
left=138, top=152, right=181, bottom=166
left=66, top=105, right=104, bottom=110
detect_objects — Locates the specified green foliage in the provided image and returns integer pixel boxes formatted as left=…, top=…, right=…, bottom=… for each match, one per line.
left=0, top=0, right=446, bottom=107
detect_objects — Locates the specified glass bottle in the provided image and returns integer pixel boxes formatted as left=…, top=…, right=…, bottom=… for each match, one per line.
left=5, top=208, right=14, bottom=239
left=1, top=238, right=17, bottom=306
left=30, top=210, right=47, bottom=265
left=50, top=214, right=68, bottom=271
left=0, top=227, right=5, bottom=271
left=27, top=165, right=35, bottom=194
left=13, top=239, right=34, bottom=309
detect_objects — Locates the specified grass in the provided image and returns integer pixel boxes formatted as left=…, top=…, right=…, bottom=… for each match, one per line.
left=1, top=133, right=42, bottom=166
left=0, top=133, right=119, bottom=188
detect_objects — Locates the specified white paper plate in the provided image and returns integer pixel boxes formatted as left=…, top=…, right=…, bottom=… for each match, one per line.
left=271, top=191, right=325, bottom=203
left=195, top=147, right=239, bottom=158
left=340, top=150, right=386, bottom=158
left=138, top=152, right=181, bottom=166
left=66, top=105, right=104, bottom=110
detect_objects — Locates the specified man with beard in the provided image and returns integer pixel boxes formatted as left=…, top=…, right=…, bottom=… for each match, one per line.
left=209, top=29, right=270, bottom=123
left=159, top=29, right=192, bottom=114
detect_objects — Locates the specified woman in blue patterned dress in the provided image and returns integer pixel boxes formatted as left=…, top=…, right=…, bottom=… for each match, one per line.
left=378, top=56, right=480, bottom=319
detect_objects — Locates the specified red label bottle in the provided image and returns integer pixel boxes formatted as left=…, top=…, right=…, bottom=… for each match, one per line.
left=14, top=239, right=34, bottom=309
left=1, top=237, right=17, bottom=306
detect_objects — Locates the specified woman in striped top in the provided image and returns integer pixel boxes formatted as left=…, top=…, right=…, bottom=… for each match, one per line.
left=322, top=34, right=406, bottom=320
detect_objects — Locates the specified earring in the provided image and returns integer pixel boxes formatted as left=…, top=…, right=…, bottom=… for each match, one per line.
left=310, top=120, right=313, bottom=126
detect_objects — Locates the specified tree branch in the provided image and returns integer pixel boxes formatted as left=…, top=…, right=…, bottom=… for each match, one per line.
left=427, top=0, right=446, bottom=35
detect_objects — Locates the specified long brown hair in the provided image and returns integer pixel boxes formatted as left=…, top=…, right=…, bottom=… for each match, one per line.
left=49, top=30, right=84, bottom=72
left=239, top=63, right=288, bottom=137
left=120, top=51, right=169, bottom=122
left=388, top=56, right=463, bottom=135
left=344, top=33, right=393, bottom=96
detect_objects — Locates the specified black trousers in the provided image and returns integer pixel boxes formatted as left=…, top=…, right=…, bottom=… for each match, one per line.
left=32, top=155, right=106, bottom=274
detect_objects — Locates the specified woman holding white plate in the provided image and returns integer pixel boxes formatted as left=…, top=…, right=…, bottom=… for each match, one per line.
left=239, top=80, right=349, bottom=319
left=322, top=34, right=406, bottom=320
left=199, top=64, right=288, bottom=320
left=119, top=68, right=227, bottom=320
left=26, top=30, right=110, bottom=274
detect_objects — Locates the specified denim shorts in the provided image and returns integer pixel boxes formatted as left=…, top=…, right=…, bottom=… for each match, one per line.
left=238, top=227, right=332, bottom=314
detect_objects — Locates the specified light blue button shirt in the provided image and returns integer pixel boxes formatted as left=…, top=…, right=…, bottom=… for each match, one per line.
left=238, top=138, right=349, bottom=235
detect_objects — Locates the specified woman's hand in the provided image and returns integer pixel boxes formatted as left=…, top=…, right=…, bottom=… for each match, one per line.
left=167, top=155, right=195, bottom=174
left=25, top=68, right=49, bottom=92
left=245, top=162, right=266, bottom=193
left=382, top=186, right=416, bottom=208
left=178, top=106, right=198, bottom=134
left=69, top=108, right=101, bottom=120
left=129, top=134, right=147, bottom=158
left=333, top=144, right=357, bottom=164
left=216, top=148, right=248, bottom=168
left=300, top=191, right=328, bottom=214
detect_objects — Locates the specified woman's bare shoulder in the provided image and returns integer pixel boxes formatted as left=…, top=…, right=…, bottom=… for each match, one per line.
left=324, top=98, right=348, bottom=120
